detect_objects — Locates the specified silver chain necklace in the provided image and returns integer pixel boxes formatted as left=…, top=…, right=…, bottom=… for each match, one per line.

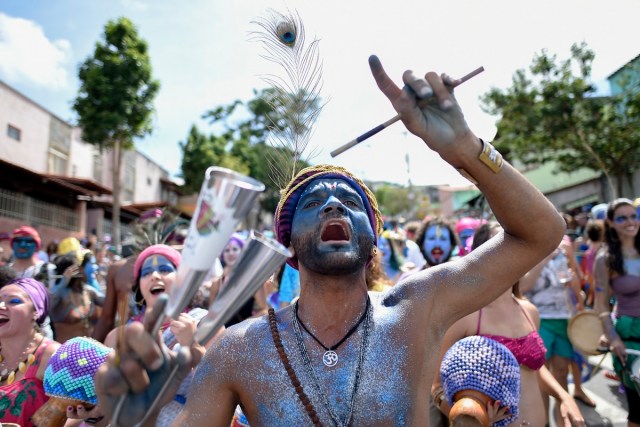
left=291, top=297, right=372, bottom=427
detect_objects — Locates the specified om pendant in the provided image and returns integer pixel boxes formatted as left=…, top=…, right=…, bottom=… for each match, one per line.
left=322, top=350, right=338, bottom=367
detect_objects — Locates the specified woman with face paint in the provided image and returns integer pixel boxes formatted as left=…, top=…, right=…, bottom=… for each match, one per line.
left=208, top=234, right=269, bottom=327
left=78, top=245, right=211, bottom=427
left=432, top=222, right=585, bottom=427
left=0, top=278, right=60, bottom=427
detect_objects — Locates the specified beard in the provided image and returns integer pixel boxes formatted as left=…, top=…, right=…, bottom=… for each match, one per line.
left=291, top=228, right=375, bottom=276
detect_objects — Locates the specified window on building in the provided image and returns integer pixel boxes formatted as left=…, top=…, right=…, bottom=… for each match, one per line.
left=48, top=149, right=68, bottom=175
left=7, top=124, right=21, bottom=141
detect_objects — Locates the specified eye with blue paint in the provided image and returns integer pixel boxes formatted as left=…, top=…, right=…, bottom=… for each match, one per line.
left=140, top=255, right=176, bottom=279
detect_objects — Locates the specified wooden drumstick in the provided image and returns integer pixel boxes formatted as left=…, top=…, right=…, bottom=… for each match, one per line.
left=330, top=66, right=484, bottom=157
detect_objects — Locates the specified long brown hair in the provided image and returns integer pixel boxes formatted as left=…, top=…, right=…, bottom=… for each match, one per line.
left=604, top=198, right=640, bottom=275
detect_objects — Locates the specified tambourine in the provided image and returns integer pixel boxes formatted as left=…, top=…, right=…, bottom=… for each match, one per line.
left=568, top=311, right=605, bottom=356
left=627, top=349, right=640, bottom=391
left=630, top=358, right=640, bottom=388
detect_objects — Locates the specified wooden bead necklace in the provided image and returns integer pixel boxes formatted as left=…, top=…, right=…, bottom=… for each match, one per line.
left=0, top=334, right=44, bottom=385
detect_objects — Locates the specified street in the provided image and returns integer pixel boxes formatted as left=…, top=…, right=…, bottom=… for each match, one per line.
left=551, top=353, right=629, bottom=427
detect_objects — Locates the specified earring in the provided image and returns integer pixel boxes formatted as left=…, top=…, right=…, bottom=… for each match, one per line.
left=136, top=294, right=146, bottom=306
left=371, top=247, right=378, bottom=256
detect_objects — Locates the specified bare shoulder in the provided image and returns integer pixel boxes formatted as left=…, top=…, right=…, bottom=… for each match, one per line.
left=43, top=339, right=61, bottom=359
left=519, top=298, right=541, bottom=324
left=200, top=314, right=272, bottom=371
left=37, top=339, right=61, bottom=378
left=388, top=265, right=441, bottom=301
left=594, top=249, right=608, bottom=265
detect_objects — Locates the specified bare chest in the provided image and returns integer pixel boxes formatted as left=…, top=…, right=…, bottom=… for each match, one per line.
left=237, top=308, right=422, bottom=426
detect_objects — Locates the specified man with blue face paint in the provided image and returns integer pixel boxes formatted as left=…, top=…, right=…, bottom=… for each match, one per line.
left=9, top=226, right=56, bottom=339
left=96, top=58, right=566, bottom=426
left=10, top=226, right=45, bottom=279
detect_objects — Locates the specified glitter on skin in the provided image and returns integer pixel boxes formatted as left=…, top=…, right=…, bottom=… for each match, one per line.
left=184, top=293, right=415, bottom=425
left=177, top=181, right=510, bottom=425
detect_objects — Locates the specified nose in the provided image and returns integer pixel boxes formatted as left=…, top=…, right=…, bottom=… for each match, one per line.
left=322, top=197, right=346, bottom=215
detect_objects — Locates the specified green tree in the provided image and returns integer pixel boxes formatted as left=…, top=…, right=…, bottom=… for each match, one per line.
left=180, top=88, right=315, bottom=216
left=375, top=184, right=411, bottom=217
left=73, top=17, right=159, bottom=250
left=481, top=42, right=640, bottom=198
left=179, top=125, right=248, bottom=195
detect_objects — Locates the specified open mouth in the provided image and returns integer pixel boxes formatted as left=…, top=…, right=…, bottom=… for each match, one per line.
left=0, top=317, right=9, bottom=326
left=150, top=285, right=166, bottom=295
left=321, top=220, right=350, bottom=242
left=431, top=248, right=444, bottom=259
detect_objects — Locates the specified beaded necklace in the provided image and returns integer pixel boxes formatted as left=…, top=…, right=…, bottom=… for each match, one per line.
left=0, top=334, right=44, bottom=385
left=292, top=297, right=372, bottom=427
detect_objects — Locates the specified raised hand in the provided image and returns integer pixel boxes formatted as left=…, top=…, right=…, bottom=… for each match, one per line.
left=368, top=55, right=472, bottom=160
left=170, top=312, right=198, bottom=348
left=94, top=295, right=198, bottom=427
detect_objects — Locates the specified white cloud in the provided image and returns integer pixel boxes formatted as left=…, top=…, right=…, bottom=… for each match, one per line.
left=0, top=13, right=71, bottom=89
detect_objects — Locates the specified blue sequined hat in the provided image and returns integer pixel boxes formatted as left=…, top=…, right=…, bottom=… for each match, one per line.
left=440, top=335, right=520, bottom=427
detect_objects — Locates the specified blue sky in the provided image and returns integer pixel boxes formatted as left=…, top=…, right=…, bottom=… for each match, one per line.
left=2, top=0, right=639, bottom=186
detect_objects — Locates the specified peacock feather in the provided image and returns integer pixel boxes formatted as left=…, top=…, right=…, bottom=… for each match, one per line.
left=250, top=8, right=327, bottom=190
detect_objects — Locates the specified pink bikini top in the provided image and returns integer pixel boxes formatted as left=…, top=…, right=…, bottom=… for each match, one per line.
left=476, top=301, right=547, bottom=371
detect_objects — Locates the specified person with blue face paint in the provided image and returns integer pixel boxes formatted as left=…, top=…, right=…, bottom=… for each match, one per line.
left=9, top=226, right=56, bottom=340
left=9, top=226, right=43, bottom=278
left=416, top=218, right=459, bottom=267
left=95, top=59, right=566, bottom=427
left=377, top=230, right=408, bottom=283
left=48, top=252, right=104, bottom=343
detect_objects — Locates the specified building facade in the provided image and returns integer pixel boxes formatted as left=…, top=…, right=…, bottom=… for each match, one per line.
left=0, top=80, right=182, bottom=245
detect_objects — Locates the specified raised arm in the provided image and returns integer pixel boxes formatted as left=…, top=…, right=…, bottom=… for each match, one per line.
left=92, top=259, right=122, bottom=342
left=369, top=56, right=565, bottom=326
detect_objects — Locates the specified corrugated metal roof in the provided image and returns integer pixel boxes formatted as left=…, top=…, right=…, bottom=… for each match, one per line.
left=521, top=161, right=600, bottom=193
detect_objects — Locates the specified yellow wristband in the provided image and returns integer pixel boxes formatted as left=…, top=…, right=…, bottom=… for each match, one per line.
left=478, top=139, right=503, bottom=173
left=456, top=138, right=502, bottom=184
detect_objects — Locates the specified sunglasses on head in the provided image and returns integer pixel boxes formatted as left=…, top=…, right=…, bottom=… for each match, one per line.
left=614, top=213, right=638, bottom=224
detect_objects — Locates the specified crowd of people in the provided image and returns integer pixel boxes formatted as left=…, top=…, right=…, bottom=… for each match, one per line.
left=0, top=61, right=639, bottom=427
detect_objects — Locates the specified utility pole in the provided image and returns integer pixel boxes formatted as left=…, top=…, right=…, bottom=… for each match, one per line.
left=404, top=131, right=415, bottom=219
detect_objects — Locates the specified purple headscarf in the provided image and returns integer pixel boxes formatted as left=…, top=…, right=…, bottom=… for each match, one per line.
left=7, top=278, right=49, bottom=325
left=220, top=234, right=245, bottom=267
